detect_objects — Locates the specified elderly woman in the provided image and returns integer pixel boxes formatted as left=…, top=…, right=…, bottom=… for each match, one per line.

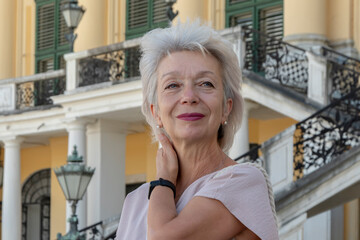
left=115, top=22, right=278, bottom=240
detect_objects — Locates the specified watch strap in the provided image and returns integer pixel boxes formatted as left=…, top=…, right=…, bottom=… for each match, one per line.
left=148, top=178, right=176, bottom=199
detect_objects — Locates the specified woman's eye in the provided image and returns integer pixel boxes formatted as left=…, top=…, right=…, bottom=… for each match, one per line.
left=165, top=83, right=179, bottom=89
left=201, top=81, right=214, bottom=87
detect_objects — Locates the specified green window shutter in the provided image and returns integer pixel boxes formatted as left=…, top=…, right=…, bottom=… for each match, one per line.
left=229, top=0, right=252, bottom=4
left=126, top=0, right=168, bottom=39
left=259, top=6, right=283, bottom=39
left=152, top=0, right=168, bottom=24
left=37, top=3, right=55, bottom=51
left=128, top=0, right=148, bottom=29
left=36, top=0, right=69, bottom=73
left=58, top=4, right=69, bottom=46
left=37, top=58, right=55, bottom=72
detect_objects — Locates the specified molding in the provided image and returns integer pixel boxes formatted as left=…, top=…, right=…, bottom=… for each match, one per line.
left=52, top=79, right=142, bottom=105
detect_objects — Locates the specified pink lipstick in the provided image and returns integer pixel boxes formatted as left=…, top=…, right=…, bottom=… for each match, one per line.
left=176, top=113, right=205, bottom=121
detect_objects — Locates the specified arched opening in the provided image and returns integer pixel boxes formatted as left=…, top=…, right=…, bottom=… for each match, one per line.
left=22, top=168, right=51, bottom=240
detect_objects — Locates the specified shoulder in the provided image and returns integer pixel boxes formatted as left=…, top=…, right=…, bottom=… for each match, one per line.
left=214, top=163, right=267, bottom=186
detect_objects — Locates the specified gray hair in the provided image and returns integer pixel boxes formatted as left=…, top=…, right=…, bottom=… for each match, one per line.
left=140, top=21, right=244, bottom=152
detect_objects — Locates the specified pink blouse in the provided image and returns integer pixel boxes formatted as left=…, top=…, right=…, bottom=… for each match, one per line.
left=115, top=164, right=279, bottom=240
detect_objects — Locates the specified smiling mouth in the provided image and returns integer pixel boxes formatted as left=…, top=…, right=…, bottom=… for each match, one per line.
left=176, top=113, right=205, bottom=121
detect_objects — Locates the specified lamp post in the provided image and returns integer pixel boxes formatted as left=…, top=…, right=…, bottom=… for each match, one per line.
left=61, top=0, right=85, bottom=52
left=165, top=0, right=178, bottom=25
left=54, top=145, right=95, bottom=240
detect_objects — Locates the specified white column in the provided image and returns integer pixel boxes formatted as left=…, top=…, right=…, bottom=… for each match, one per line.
left=86, top=119, right=126, bottom=225
left=1, top=137, right=24, bottom=240
left=229, top=101, right=258, bottom=159
left=65, top=118, right=89, bottom=230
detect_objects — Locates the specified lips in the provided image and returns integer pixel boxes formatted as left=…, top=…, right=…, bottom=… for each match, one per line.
left=176, top=113, right=205, bottom=121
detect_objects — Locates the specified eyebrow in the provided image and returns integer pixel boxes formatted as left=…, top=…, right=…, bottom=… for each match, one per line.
left=161, top=70, right=217, bottom=80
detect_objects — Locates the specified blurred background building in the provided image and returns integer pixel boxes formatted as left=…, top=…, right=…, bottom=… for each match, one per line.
left=0, top=0, right=359, bottom=239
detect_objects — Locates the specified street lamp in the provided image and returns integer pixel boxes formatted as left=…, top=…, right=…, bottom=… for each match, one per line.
left=61, top=0, right=86, bottom=52
left=54, top=145, right=95, bottom=240
left=165, top=0, right=178, bottom=25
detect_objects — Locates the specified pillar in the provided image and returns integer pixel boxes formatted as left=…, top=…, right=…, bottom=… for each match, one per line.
left=76, top=0, right=106, bottom=51
left=327, top=0, right=358, bottom=57
left=1, top=137, right=24, bottom=240
left=283, top=0, right=327, bottom=50
left=65, top=118, right=89, bottom=230
left=86, top=119, right=126, bottom=225
left=0, top=0, right=16, bottom=79
left=229, top=101, right=258, bottom=159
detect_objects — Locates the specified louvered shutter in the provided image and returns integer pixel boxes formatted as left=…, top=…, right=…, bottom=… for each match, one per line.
left=229, top=12, right=254, bottom=70
left=58, top=4, right=69, bottom=46
left=37, top=58, right=55, bottom=72
left=260, top=6, right=283, bottom=40
left=128, top=0, right=148, bottom=29
left=259, top=6, right=283, bottom=63
left=229, top=0, right=251, bottom=4
left=152, top=0, right=168, bottom=24
left=37, top=3, right=55, bottom=50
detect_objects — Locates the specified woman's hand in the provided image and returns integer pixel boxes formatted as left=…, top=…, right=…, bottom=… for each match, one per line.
left=156, top=132, right=179, bottom=185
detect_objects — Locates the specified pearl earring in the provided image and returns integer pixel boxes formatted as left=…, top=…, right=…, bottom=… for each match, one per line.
left=224, top=121, right=228, bottom=125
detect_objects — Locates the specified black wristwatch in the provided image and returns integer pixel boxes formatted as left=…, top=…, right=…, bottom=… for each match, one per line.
left=148, top=178, right=176, bottom=199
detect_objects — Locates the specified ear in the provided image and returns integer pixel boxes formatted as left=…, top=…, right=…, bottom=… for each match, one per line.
left=222, top=98, right=233, bottom=122
left=151, top=104, right=163, bottom=127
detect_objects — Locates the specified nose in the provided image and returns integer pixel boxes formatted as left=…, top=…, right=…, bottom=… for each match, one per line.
left=181, top=84, right=199, bottom=104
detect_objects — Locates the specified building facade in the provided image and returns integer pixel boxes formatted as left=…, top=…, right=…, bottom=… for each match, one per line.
left=0, top=0, right=359, bottom=239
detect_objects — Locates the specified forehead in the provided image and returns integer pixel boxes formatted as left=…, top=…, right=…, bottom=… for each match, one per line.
left=157, top=50, right=222, bottom=76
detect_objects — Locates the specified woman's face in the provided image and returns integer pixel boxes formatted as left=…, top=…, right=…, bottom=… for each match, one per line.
left=151, top=51, right=232, bottom=144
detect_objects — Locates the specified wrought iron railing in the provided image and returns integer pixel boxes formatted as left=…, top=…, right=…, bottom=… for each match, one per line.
left=293, top=87, right=360, bottom=179
left=0, top=70, right=66, bottom=111
left=243, top=28, right=308, bottom=93
left=77, top=39, right=141, bottom=87
left=328, top=61, right=360, bottom=101
left=321, top=47, right=360, bottom=73
left=321, top=47, right=360, bottom=101
left=234, top=144, right=263, bottom=166
left=79, top=221, right=116, bottom=240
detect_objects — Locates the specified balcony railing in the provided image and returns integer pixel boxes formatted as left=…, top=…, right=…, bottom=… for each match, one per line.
left=321, top=47, right=360, bottom=101
left=65, top=38, right=141, bottom=91
left=243, top=28, right=309, bottom=94
left=0, top=70, right=65, bottom=112
left=293, top=87, right=360, bottom=179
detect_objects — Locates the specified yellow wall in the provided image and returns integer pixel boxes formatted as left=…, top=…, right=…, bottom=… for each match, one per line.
left=21, top=145, right=51, bottom=183
left=327, top=0, right=352, bottom=41
left=125, top=129, right=158, bottom=182
left=0, top=0, right=16, bottom=79
left=284, top=0, right=327, bottom=36
left=49, top=136, right=68, bottom=240
left=173, top=0, right=225, bottom=30
left=249, top=117, right=298, bottom=144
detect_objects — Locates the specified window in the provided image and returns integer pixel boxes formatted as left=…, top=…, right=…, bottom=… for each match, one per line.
left=226, top=0, right=283, bottom=72
left=126, top=0, right=169, bottom=39
left=35, top=0, right=69, bottom=73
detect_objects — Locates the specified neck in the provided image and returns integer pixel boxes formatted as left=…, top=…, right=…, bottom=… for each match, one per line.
left=172, top=139, right=228, bottom=199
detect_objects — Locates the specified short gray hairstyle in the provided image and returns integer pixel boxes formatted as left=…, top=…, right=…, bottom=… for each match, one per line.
left=140, top=21, right=244, bottom=152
